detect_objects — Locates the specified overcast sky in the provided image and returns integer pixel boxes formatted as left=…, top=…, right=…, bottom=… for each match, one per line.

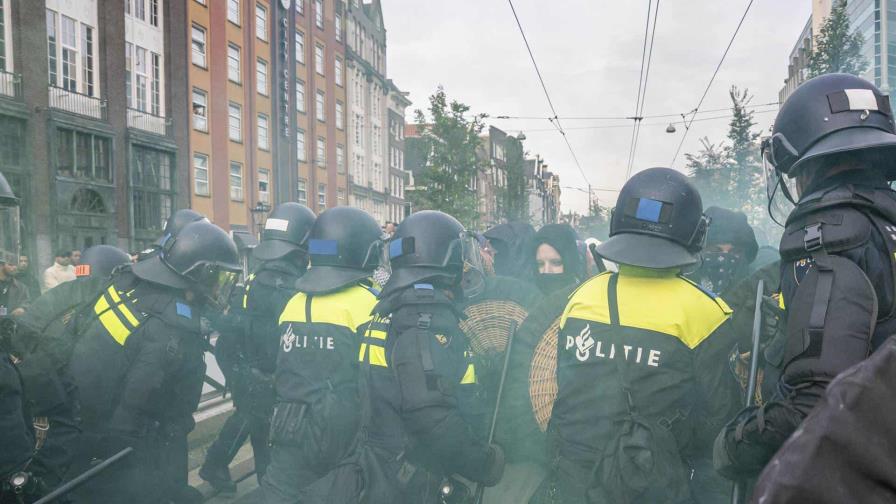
left=380, top=0, right=811, bottom=213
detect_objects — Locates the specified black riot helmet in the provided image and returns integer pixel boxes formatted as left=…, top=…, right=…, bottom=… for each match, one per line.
left=160, top=209, right=208, bottom=246
left=253, top=202, right=316, bottom=261
left=0, top=170, right=19, bottom=265
left=382, top=210, right=485, bottom=297
left=75, top=245, right=131, bottom=279
left=133, top=220, right=241, bottom=307
left=293, top=206, right=383, bottom=294
left=597, top=167, right=708, bottom=269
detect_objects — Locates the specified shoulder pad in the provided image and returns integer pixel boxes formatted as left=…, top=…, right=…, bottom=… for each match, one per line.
left=780, top=206, right=873, bottom=261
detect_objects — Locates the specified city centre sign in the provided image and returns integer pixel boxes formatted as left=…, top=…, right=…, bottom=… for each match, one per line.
left=278, top=1, right=292, bottom=137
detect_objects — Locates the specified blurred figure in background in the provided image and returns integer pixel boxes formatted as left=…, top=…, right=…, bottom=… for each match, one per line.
left=16, top=255, right=40, bottom=300
left=531, top=223, right=586, bottom=295
left=484, top=222, right=535, bottom=281
left=41, top=250, right=75, bottom=293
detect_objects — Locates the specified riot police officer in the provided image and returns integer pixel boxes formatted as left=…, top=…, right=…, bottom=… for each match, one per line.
left=353, top=210, right=504, bottom=503
left=10, top=244, right=131, bottom=489
left=200, top=202, right=315, bottom=491
left=262, top=206, right=382, bottom=504
left=714, top=74, right=896, bottom=480
left=538, top=168, right=739, bottom=504
left=65, top=220, right=241, bottom=504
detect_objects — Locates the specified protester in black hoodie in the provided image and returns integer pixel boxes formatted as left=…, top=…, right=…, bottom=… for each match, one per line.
left=531, top=224, right=586, bottom=295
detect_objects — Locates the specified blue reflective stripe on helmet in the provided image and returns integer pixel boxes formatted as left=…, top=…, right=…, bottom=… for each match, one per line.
left=413, top=283, right=434, bottom=290
left=635, top=198, right=663, bottom=223
left=309, top=239, right=339, bottom=256
left=389, top=238, right=404, bottom=259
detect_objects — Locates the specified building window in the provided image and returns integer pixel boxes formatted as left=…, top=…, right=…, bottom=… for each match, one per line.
left=256, top=58, right=268, bottom=95
left=227, top=43, right=241, bottom=83
left=193, top=152, right=209, bottom=196
left=134, top=46, right=147, bottom=110
left=337, top=188, right=346, bottom=204
left=295, top=79, right=305, bottom=112
left=195, top=0, right=206, bottom=4
left=151, top=53, right=161, bottom=115
left=228, top=102, right=242, bottom=142
left=255, top=3, right=267, bottom=41
left=295, top=30, right=305, bottom=64
left=316, top=137, right=326, bottom=167
left=60, top=16, right=78, bottom=91
left=318, top=183, right=326, bottom=208
left=316, top=90, right=325, bottom=122
left=315, top=44, right=324, bottom=75
left=150, top=0, right=159, bottom=27
left=134, top=0, right=145, bottom=20
left=335, top=12, right=342, bottom=42
left=337, top=143, right=345, bottom=174
left=297, top=0, right=304, bottom=15
left=297, top=129, right=306, bottom=161
left=192, top=88, right=208, bottom=132
left=228, top=0, right=240, bottom=25
left=55, top=128, right=111, bottom=182
left=315, top=0, right=324, bottom=29
left=230, top=161, right=244, bottom=201
left=191, top=24, right=207, bottom=67
left=335, top=101, right=344, bottom=130
left=81, top=26, right=94, bottom=96
left=257, top=113, right=269, bottom=150
left=335, top=56, right=343, bottom=87
left=297, top=178, right=307, bottom=205
left=259, top=169, right=270, bottom=204
left=132, top=146, right=174, bottom=241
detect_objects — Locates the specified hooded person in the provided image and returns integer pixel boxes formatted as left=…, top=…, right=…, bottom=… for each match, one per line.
left=531, top=224, right=587, bottom=295
left=688, top=207, right=758, bottom=297
left=484, top=222, right=535, bottom=281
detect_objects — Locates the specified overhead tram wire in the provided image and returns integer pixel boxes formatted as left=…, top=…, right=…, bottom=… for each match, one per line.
left=492, top=101, right=779, bottom=121
left=506, top=0, right=591, bottom=189
left=515, top=106, right=778, bottom=133
left=626, top=0, right=662, bottom=179
left=625, top=0, right=655, bottom=179
left=670, top=0, right=756, bottom=167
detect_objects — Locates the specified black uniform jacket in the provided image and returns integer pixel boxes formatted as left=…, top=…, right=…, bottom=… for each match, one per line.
left=552, top=268, right=739, bottom=464
left=66, top=270, right=205, bottom=441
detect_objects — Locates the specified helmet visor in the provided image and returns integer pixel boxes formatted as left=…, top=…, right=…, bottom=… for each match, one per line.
left=190, top=264, right=240, bottom=311
left=0, top=204, right=19, bottom=265
left=456, top=231, right=486, bottom=299
left=763, top=141, right=797, bottom=227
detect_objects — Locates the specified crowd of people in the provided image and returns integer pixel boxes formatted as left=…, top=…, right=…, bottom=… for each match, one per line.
left=3, top=71, right=896, bottom=504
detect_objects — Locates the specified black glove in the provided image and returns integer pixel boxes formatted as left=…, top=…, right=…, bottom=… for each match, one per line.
left=760, top=294, right=784, bottom=344
left=480, top=444, right=505, bottom=487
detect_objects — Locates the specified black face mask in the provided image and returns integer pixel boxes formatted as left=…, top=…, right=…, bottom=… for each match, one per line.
left=535, top=272, right=577, bottom=295
left=693, top=251, right=743, bottom=294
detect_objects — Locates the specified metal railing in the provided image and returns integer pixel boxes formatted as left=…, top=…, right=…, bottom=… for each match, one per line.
left=48, top=85, right=107, bottom=120
left=127, top=108, right=172, bottom=136
left=0, top=70, right=21, bottom=100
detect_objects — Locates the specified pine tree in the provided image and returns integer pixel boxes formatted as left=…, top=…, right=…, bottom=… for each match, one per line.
left=726, top=86, right=764, bottom=222
left=686, top=137, right=729, bottom=202
left=808, top=0, right=868, bottom=78
left=407, top=87, right=487, bottom=229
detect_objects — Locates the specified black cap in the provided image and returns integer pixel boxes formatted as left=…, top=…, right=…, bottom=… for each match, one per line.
left=765, top=73, right=896, bottom=178
left=597, top=168, right=707, bottom=269
left=294, top=207, right=382, bottom=294
left=253, top=202, right=316, bottom=261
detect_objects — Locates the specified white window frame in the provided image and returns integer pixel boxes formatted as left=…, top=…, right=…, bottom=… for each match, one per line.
left=315, top=0, right=324, bottom=29
left=316, top=136, right=326, bottom=167
left=255, top=3, right=267, bottom=41
left=316, top=90, right=325, bottom=122
left=295, top=30, right=305, bottom=64
left=318, top=182, right=326, bottom=208
left=336, top=143, right=345, bottom=173
left=335, top=56, right=343, bottom=87
left=193, top=152, right=209, bottom=196
left=257, top=113, right=269, bottom=150
left=228, top=102, right=242, bottom=142
left=256, top=58, right=268, bottom=95
left=258, top=168, right=270, bottom=204
left=314, top=44, right=324, bottom=75
left=335, top=100, right=344, bottom=130
left=191, top=24, right=207, bottom=67
left=297, top=178, right=307, bottom=205
left=230, top=161, right=244, bottom=201
left=335, top=12, right=342, bottom=42
left=295, top=79, right=305, bottom=112
left=297, top=128, right=306, bottom=161
left=227, top=43, right=241, bottom=83
left=192, top=88, right=208, bottom=132
left=228, top=0, right=240, bottom=25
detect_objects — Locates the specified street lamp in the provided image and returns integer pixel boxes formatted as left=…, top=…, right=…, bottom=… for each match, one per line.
left=250, top=201, right=272, bottom=238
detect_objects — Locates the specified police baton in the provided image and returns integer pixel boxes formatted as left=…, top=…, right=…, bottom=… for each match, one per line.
left=473, top=321, right=518, bottom=504
left=731, top=280, right=765, bottom=504
left=33, top=446, right=134, bottom=504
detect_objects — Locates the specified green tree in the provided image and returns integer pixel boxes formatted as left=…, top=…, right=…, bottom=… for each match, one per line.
left=808, top=0, right=868, bottom=78
left=726, top=86, right=764, bottom=221
left=497, top=136, right=530, bottom=223
left=686, top=137, right=729, bottom=201
left=407, top=87, right=487, bottom=228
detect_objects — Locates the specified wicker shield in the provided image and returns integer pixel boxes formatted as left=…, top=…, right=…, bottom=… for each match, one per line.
left=496, top=284, right=577, bottom=463
left=458, top=276, right=539, bottom=356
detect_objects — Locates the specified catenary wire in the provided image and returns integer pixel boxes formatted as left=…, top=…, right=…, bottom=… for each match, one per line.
left=627, top=0, right=662, bottom=178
